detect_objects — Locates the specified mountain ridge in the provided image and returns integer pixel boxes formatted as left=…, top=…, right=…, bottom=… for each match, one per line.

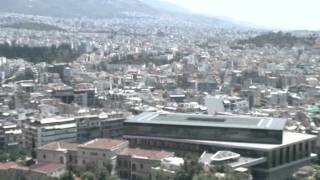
left=0, top=0, right=238, bottom=29
left=0, top=0, right=160, bottom=18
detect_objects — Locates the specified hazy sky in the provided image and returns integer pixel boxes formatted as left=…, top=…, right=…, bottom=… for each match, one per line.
left=162, top=0, right=320, bottom=30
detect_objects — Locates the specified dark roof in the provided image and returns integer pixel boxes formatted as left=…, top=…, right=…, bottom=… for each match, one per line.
left=126, top=112, right=287, bottom=130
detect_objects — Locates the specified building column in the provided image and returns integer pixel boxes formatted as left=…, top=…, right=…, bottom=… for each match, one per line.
left=302, top=142, right=306, bottom=157
left=267, top=151, right=273, bottom=168
left=281, top=148, right=286, bottom=165
left=289, top=145, right=294, bottom=162
left=276, top=149, right=281, bottom=166
left=295, top=144, right=299, bottom=160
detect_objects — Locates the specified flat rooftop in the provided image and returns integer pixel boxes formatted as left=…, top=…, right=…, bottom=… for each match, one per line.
left=126, top=112, right=287, bottom=130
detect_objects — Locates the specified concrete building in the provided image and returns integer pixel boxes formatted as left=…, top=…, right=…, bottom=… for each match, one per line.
left=265, top=90, right=288, bottom=107
left=76, top=115, right=101, bottom=143
left=0, top=122, right=22, bottom=150
left=205, top=95, right=249, bottom=114
left=74, top=83, right=95, bottom=107
left=100, top=112, right=125, bottom=139
left=24, top=116, right=77, bottom=148
left=124, top=112, right=318, bottom=180
left=76, top=112, right=125, bottom=143
left=52, top=85, right=74, bottom=104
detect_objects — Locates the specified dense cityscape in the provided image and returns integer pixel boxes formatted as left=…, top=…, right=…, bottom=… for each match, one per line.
left=0, top=0, right=319, bottom=180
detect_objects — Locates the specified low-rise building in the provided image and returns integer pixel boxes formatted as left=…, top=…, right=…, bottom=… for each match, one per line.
left=151, top=157, right=184, bottom=180
left=77, top=138, right=129, bottom=174
left=205, top=95, right=249, bottom=114
left=29, top=162, right=66, bottom=178
left=37, top=142, right=78, bottom=168
left=117, top=148, right=174, bottom=180
left=36, top=138, right=181, bottom=179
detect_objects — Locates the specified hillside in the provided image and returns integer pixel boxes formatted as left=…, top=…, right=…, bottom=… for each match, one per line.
left=0, top=0, right=159, bottom=18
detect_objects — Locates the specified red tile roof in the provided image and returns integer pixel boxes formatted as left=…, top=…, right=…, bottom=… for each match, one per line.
left=30, top=163, right=65, bottom=173
left=120, top=148, right=174, bottom=160
left=80, top=138, right=128, bottom=150
left=38, top=142, right=79, bottom=151
left=0, top=162, right=17, bottom=170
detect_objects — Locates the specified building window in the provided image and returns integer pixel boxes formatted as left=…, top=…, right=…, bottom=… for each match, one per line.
left=132, top=164, right=136, bottom=171
left=140, top=164, right=143, bottom=169
left=103, top=153, right=106, bottom=157
left=90, top=152, right=98, bottom=156
left=43, top=154, right=46, bottom=159
left=83, top=160, right=86, bottom=165
left=82, top=151, right=85, bottom=155
left=60, top=157, right=64, bottom=164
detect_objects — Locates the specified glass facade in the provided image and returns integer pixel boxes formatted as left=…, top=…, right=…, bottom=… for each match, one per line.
left=124, top=123, right=283, bottom=144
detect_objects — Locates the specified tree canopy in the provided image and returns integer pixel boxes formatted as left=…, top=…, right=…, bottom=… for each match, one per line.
left=80, top=171, right=96, bottom=180
left=238, top=31, right=316, bottom=48
left=0, top=43, right=82, bottom=64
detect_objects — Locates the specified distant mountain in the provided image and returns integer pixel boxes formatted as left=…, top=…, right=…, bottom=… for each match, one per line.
left=139, top=0, right=189, bottom=14
left=0, top=0, right=238, bottom=29
left=140, top=0, right=236, bottom=28
left=0, top=0, right=160, bottom=18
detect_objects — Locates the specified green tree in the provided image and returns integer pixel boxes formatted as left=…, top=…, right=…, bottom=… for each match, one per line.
left=98, top=173, right=106, bottom=180
left=175, top=160, right=202, bottom=180
left=107, top=176, right=118, bottom=180
left=80, top=171, right=96, bottom=180
left=60, top=172, right=74, bottom=180
left=315, top=170, right=320, bottom=180
left=0, top=151, right=7, bottom=162
left=192, top=173, right=219, bottom=180
left=25, top=159, right=36, bottom=166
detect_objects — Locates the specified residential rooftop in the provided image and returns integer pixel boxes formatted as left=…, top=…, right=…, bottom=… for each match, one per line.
left=120, top=148, right=173, bottom=160
left=30, top=163, right=65, bottom=174
left=0, top=162, right=17, bottom=170
left=126, top=112, right=287, bottom=130
left=38, top=142, right=79, bottom=152
left=79, top=138, right=128, bottom=150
